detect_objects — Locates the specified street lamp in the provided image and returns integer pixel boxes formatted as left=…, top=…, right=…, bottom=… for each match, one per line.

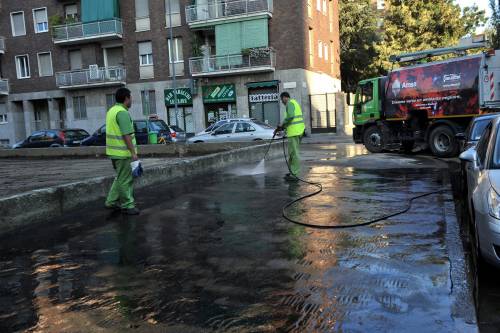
left=167, top=0, right=179, bottom=126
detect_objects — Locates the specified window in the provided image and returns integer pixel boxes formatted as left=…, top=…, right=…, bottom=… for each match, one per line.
left=10, top=12, right=26, bottom=37
left=33, top=8, right=48, bottom=33
left=307, top=0, right=313, bottom=17
left=69, top=50, right=82, bottom=70
left=168, top=38, right=184, bottom=76
left=324, top=44, right=329, bottom=61
left=64, top=4, right=78, bottom=20
left=106, top=94, right=115, bottom=110
left=15, top=55, right=30, bottom=79
left=215, top=123, right=234, bottom=135
left=377, top=0, right=385, bottom=10
left=235, top=122, right=256, bottom=133
left=141, top=90, right=156, bottom=115
left=73, top=96, right=87, bottom=120
left=135, top=0, right=149, bottom=18
left=318, top=41, right=323, bottom=58
left=29, top=131, right=45, bottom=142
left=37, top=52, right=53, bottom=77
left=138, top=41, right=153, bottom=66
left=165, top=0, right=181, bottom=27
left=0, top=114, right=7, bottom=124
left=316, top=0, right=321, bottom=11
left=134, top=121, right=148, bottom=134
left=477, top=123, right=492, bottom=167
left=322, top=0, right=327, bottom=14
left=360, top=82, right=374, bottom=104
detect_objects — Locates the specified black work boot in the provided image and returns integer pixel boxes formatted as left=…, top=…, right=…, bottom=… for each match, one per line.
left=122, top=207, right=140, bottom=215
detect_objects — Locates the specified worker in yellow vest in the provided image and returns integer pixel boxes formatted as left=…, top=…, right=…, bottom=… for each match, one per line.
left=276, top=92, right=306, bottom=181
left=105, top=88, right=140, bottom=215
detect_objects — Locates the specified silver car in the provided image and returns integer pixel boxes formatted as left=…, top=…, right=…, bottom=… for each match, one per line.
left=460, top=116, right=500, bottom=268
left=188, top=120, right=276, bottom=143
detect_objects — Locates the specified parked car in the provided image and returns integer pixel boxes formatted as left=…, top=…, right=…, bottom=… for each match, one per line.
left=188, top=119, right=277, bottom=144
left=457, top=114, right=500, bottom=193
left=196, top=118, right=258, bottom=136
left=460, top=116, right=500, bottom=268
left=81, top=119, right=179, bottom=146
left=13, top=129, right=90, bottom=149
left=168, top=125, right=187, bottom=143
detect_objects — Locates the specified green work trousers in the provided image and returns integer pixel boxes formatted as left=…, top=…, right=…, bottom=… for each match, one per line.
left=288, top=135, right=301, bottom=176
left=105, top=158, right=135, bottom=209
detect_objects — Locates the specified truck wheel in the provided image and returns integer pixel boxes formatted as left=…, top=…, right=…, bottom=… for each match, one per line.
left=363, top=126, right=384, bottom=153
left=429, top=125, right=459, bottom=157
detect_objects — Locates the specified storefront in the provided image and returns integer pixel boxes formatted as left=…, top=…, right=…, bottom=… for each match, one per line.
left=164, top=87, right=195, bottom=135
left=247, top=81, right=280, bottom=127
left=202, top=84, right=237, bottom=126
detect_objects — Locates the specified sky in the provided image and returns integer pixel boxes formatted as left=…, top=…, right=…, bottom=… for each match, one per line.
left=457, top=0, right=492, bottom=33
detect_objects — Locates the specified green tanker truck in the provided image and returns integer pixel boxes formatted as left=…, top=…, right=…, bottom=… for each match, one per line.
left=351, top=42, right=500, bottom=157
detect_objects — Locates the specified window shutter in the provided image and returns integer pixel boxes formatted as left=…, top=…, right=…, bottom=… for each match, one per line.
left=12, top=13, right=26, bottom=36
left=38, top=53, right=52, bottom=76
left=138, top=41, right=152, bottom=55
left=135, top=0, right=149, bottom=17
left=34, top=9, right=47, bottom=23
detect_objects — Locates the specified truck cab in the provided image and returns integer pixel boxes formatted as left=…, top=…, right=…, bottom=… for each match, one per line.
left=352, top=78, right=384, bottom=149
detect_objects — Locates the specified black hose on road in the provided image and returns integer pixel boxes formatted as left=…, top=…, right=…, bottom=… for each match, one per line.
left=263, top=137, right=447, bottom=229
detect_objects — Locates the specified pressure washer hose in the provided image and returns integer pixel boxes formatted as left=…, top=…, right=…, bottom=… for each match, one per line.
left=264, top=136, right=446, bottom=229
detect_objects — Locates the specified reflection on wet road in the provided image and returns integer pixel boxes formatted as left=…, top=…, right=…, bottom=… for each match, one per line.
left=0, top=144, right=475, bottom=332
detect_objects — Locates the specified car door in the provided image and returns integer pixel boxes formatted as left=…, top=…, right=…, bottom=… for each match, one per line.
left=233, top=122, right=256, bottom=141
left=97, top=125, right=106, bottom=146
left=211, top=123, right=235, bottom=142
left=134, top=121, right=148, bottom=145
left=26, top=131, right=46, bottom=148
left=468, top=123, right=493, bottom=206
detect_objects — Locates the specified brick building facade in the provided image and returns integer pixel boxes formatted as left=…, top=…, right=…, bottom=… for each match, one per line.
left=0, top=0, right=341, bottom=146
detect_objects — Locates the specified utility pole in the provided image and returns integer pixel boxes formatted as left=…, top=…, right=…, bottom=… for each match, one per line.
left=167, top=0, right=179, bottom=126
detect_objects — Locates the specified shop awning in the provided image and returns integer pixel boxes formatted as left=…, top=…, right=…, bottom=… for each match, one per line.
left=245, top=80, right=280, bottom=89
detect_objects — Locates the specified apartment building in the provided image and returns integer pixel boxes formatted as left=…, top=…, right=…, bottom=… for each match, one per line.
left=0, top=0, right=341, bottom=146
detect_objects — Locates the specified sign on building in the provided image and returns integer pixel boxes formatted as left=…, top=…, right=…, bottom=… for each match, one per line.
left=202, top=84, right=236, bottom=103
left=164, top=88, right=193, bottom=106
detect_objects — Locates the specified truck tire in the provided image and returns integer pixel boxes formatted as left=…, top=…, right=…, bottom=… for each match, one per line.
left=363, top=126, right=384, bottom=153
left=429, top=125, right=459, bottom=157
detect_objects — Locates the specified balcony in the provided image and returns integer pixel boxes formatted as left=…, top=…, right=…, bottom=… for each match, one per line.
left=55, top=66, right=126, bottom=89
left=52, top=19, right=123, bottom=45
left=0, top=37, right=5, bottom=54
left=189, top=49, right=276, bottom=77
left=0, top=79, right=8, bottom=95
left=186, top=0, right=273, bottom=28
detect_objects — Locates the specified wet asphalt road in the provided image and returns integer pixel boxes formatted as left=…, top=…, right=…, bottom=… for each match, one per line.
left=0, top=143, right=478, bottom=332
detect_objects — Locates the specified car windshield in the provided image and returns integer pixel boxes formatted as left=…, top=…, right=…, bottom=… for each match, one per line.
left=170, top=125, right=185, bottom=132
left=150, top=120, right=168, bottom=131
left=470, top=119, right=492, bottom=141
left=64, top=130, right=89, bottom=138
left=252, top=120, right=274, bottom=129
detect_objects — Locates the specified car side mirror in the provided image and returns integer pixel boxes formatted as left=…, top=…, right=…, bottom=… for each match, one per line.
left=459, top=147, right=477, bottom=163
left=455, top=133, right=466, bottom=141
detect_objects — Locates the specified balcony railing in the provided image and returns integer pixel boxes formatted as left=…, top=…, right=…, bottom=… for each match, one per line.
left=55, top=66, right=126, bottom=89
left=189, top=50, right=276, bottom=77
left=186, top=0, right=273, bottom=25
left=52, top=19, right=123, bottom=44
left=0, top=37, right=5, bottom=54
left=0, top=79, right=8, bottom=95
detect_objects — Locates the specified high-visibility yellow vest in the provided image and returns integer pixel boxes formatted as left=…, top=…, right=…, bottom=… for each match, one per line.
left=106, top=104, right=137, bottom=158
left=286, top=99, right=306, bottom=137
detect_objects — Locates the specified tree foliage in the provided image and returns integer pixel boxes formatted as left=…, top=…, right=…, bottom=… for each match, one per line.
left=489, top=0, right=500, bottom=49
left=339, top=0, right=379, bottom=92
left=374, top=0, right=486, bottom=73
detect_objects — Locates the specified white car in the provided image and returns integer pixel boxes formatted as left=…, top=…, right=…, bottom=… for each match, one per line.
left=460, top=116, right=500, bottom=268
left=196, top=118, right=257, bottom=136
left=188, top=120, right=277, bottom=143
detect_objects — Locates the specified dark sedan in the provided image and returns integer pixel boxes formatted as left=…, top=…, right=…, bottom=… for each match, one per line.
left=13, top=129, right=90, bottom=148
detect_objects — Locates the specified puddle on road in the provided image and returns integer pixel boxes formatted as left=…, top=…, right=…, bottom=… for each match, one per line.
left=0, top=159, right=471, bottom=332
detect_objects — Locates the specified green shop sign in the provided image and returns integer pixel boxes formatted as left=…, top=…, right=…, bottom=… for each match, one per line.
left=203, top=84, right=236, bottom=103
left=164, top=88, right=193, bottom=106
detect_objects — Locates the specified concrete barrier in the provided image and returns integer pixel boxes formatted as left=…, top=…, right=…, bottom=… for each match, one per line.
left=0, top=142, right=283, bottom=235
left=0, top=142, right=263, bottom=158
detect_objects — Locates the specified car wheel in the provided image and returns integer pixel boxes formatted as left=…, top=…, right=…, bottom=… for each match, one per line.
left=194, top=140, right=204, bottom=143
left=50, top=144, right=62, bottom=148
left=253, top=138, right=263, bottom=141
left=363, top=126, right=384, bottom=153
left=429, top=125, right=459, bottom=157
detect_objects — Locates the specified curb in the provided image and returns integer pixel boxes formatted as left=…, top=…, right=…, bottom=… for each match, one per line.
left=0, top=142, right=282, bottom=235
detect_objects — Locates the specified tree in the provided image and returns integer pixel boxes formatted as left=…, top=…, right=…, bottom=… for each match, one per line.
left=374, top=0, right=486, bottom=73
left=339, top=0, right=379, bottom=92
left=488, top=0, right=500, bottom=49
